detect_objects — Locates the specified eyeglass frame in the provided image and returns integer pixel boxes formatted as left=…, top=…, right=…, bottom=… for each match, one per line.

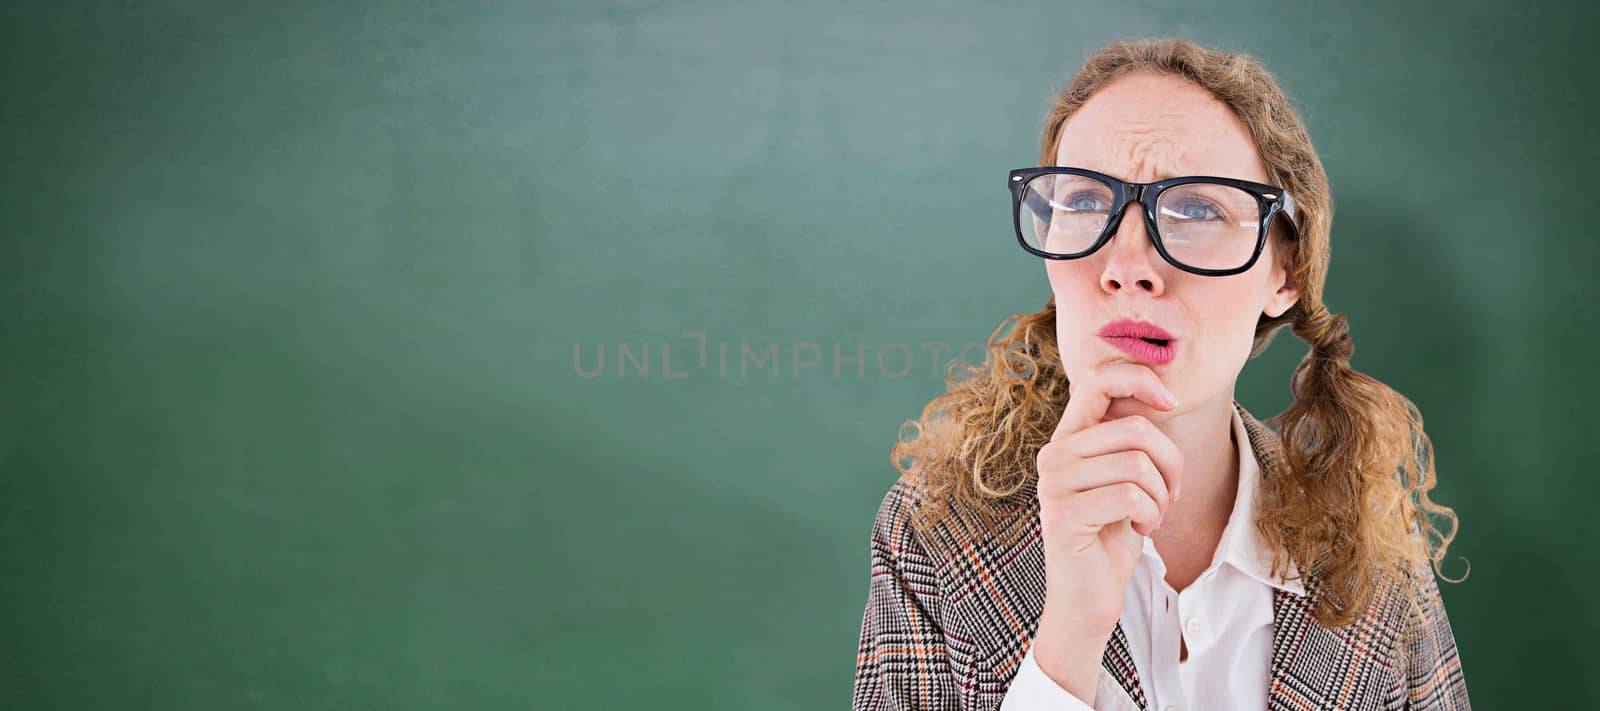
left=1007, top=166, right=1298, bottom=276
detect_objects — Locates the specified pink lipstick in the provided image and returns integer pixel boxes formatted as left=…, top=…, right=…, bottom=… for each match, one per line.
left=1098, top=318, right=1177, bottom=366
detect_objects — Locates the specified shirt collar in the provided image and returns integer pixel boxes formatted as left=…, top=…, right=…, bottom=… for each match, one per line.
left=1218, top=402, right=1305, bottom=596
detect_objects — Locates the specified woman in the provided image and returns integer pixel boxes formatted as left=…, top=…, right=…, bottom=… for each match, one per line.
left=852, top=38, right=1469, bottom=711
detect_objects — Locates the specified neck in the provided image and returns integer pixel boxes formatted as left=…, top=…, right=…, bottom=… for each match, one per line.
left=1148, top=394, right=1240, bottom=558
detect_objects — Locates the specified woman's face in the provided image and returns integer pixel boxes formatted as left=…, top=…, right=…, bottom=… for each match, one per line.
left=1048, top=70, right=1299, bottom=419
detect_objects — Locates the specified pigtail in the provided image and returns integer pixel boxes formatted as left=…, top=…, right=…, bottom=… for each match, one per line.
left=1258, top=307, right=1465, bottom=634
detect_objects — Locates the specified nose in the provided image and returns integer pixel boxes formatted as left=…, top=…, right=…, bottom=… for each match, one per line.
left=1098, top=202, right=1166, bottom=296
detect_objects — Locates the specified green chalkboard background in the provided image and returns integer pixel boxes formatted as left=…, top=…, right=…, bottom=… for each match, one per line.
left=3, top=0, right=1594, bottom=708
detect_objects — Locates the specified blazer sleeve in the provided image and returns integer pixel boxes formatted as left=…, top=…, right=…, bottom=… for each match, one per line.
left=1403, top=561, right=1472, bottom=710
left=853, top=478, right=961, bottom=711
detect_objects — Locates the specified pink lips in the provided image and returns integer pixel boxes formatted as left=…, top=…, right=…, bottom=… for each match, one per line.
left=1098, top=318, right=1177, bottom=366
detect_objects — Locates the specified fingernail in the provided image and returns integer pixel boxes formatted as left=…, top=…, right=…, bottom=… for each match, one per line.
left=1163, top=391, right=1179, bottom=407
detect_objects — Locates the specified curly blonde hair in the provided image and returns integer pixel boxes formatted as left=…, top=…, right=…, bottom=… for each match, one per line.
left=891, top=37, right=1465, bottom=631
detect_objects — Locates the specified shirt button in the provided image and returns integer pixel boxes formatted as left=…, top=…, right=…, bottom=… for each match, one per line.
left=1185, top=617, right=1205, bottom=637
left=1163, top=705, right=1182, bottom=711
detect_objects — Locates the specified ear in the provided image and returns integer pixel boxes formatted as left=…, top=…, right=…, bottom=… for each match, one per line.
left=1263, top=243, right=1299, bottom=319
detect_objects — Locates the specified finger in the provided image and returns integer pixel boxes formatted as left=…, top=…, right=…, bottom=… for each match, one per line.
left=1053, top=363, right=1179, bottom=442
left=1065, top=482, right=1162, bottom=537
left=1042, top=449, right=1170, bottom=521
left=1065, top=415, right=1185, bottom=504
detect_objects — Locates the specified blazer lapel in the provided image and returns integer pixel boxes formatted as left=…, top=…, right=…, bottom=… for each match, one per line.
left=1101, top=620, right=1150, bottom=710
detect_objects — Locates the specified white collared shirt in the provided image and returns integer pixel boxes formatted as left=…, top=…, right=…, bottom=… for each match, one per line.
left=1001, top=405, right=1305, bottom=711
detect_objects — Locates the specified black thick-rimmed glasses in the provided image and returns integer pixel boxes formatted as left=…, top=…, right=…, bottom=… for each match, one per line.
left=1007, top=166, right=1298, bottom=276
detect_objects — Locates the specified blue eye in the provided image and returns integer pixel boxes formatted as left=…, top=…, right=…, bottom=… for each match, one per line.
left=1064, top=192, right=1109, bottom=212
left=1172, top=199, right=1222, bottom=221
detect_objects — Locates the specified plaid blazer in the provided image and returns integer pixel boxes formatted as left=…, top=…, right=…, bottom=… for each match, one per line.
left=853, top=400, right=1470, bottom=710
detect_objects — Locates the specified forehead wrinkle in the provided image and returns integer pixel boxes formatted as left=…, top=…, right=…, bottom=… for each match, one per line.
left=1104, top=123, right=1189, bottom=183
